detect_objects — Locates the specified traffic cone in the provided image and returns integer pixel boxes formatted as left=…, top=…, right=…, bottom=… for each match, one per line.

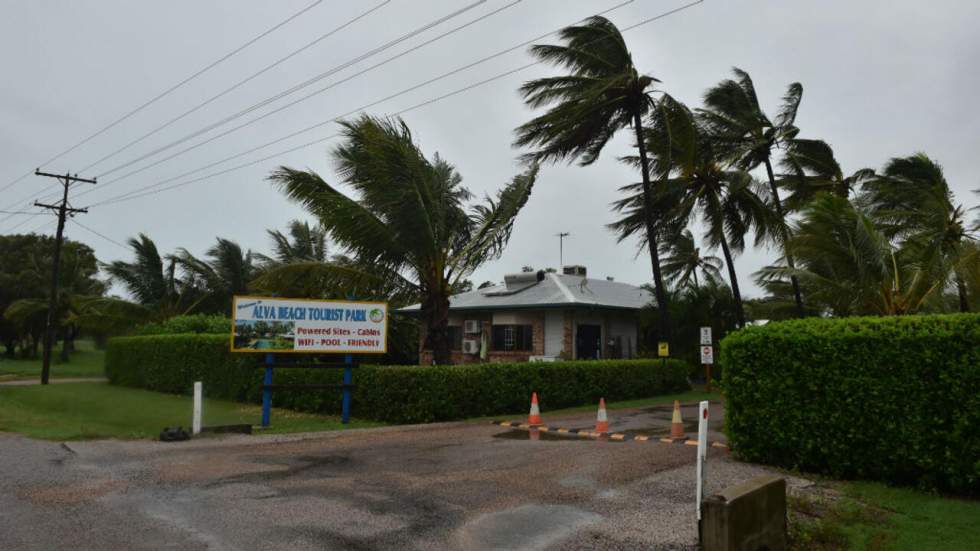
left=670, top=400, right=686, bottom=440
left=595, top=398, right=609, bottom=433
left=528, top=392, right=543, bottom=426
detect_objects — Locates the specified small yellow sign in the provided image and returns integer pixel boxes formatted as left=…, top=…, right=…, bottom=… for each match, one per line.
left=658, top=342, right=669, bottom=357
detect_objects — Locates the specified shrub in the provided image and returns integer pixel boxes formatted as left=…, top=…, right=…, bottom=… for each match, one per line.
left=106, top=334, right=689, bottom=424
left=721, top=313, right=980, bottom=495
left=136, top=314, right=230, bottom=336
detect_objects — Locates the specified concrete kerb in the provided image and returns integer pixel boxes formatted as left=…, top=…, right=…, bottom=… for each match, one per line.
left=58, top=418, right=482, bottom=458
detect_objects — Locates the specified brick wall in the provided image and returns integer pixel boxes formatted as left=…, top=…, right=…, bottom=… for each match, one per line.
left=417, top=310, right=545, bottom=365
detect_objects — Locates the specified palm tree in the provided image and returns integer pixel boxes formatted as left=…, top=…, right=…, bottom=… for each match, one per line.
left=861, top=153, right=976, bottom=311
left=268, top=115, right=537, bottom=364
left=174, top=238, right=257, bottom=314
left=779, top=138, right=875, bottom=210
left=103, top=234, right=204, bottom=318
left=698, top=68, right=806, bottom=315
left=612, top=100, right=772, bottom=327
left=513, top=15, right=673, bottom=342
left=255, top=220, right=330, bottom=266
left=757, top=194, right=947, bottom=316
left=659, top=229, right=722, bottom=290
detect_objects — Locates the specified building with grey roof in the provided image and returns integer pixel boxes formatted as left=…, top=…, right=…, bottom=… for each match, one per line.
left=401, top=266, right=652, bottom=365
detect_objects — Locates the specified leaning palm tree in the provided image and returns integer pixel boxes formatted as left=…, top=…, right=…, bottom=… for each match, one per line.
left=612, top=100, right=772, bottom=327
left=174, top=238, right=257, bottom=314
left=255, top=220, right=330, bottom=266
left=659, top=229, right=723, bottom=290
left=698, top=68, right=806, bottom=315
left=778, top=138, right=875, bottom=210
left=513, top=15, right=673, bottom=341
left=268, top=115, right=537, bottom=364
left=861, top=153, right=976, bottom=311
left=103, top=233, right=204, bottom=318
left=757, top=194, right=947, bottom=316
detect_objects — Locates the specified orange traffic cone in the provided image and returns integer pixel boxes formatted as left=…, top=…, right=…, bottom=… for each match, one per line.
left=670, top=400, right=686, bottom=440
left=528, top=392, right=543, bottom=426
left=595, top=398, right=609, bottom=433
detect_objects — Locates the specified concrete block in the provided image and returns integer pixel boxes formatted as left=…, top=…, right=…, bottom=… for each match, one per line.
left=701, top=475, right=787, bottom=551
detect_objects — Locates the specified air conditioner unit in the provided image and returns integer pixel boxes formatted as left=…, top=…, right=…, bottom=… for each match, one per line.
left=462, top=339, right=480, bottom=354
left=464, top=320, right=481, bottom=334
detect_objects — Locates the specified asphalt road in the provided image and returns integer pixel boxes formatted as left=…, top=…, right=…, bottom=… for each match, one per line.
left=0, top=401, right=794, bottom=550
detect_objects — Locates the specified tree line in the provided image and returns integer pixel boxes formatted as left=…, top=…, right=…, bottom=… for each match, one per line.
left=3, top=16, right=975, bottom=366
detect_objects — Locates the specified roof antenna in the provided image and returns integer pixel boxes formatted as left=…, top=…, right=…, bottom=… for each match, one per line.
left=556, top=232, right=570, bottom=267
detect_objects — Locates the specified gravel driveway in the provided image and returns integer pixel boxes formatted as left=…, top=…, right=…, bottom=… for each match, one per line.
left=0, top=401, right=806, bottom=550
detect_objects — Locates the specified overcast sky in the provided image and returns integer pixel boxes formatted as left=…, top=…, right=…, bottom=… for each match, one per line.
left=2, top=0, right=979, bottom=298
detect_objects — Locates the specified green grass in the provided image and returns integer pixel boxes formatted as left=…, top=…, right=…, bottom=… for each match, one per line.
left=840, top=482, right=980, bottom=550
left=0, top=340, right=106, bottom=380
left=0, top=382, right=382, bottom=440
left=788, top=481, right=980, bottom=550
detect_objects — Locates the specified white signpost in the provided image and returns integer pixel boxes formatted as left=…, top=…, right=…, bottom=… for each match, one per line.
left=696, top=400, right=709, bottom=521
left=192, top=381, right=202, bottom=435
left=700, top=345, right=714, bottom=365
left=231, top=296, right=388, bottom=354
left=699, top=326, right=712, bottom=345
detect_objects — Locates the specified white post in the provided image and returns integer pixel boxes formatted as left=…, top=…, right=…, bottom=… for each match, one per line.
left=696, top=400, right=709, bottom=520
left=192, top=381, right=203, bottom=435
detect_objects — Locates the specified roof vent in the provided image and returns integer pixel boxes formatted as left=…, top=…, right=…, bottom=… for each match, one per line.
left=562, top=265, right=587, bottom=277
left=606, top=276, right=615, bottom=281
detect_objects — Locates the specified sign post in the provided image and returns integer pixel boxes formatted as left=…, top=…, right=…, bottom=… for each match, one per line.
left=700, top=345, right=714, bottom=391
left=699, top=327, right=713, bottom=391
left=696, top=400, right=709, bottom=522
left=192, top=381, right=202, bottom=435
left=232, top=296, right=388, bottom=428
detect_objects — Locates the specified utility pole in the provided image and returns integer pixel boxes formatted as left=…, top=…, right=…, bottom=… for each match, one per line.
left=556, top=232, right=570, bottom=267
left=33, top=169, right=96, bottom=385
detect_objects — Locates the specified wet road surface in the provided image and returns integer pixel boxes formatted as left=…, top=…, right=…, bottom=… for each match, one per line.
left=1, top=401, right=791, bottom=550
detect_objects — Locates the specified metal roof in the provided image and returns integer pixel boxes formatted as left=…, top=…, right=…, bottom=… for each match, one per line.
left=400, top=273, right=653, bottom=313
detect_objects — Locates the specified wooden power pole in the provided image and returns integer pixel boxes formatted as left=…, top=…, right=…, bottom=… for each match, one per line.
left=33, top=170, right=96, bottom=385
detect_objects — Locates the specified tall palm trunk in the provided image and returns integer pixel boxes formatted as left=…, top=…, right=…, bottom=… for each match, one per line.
left=422, top=290, right=451, bottom=365
left=764, top=158, right=805, bottom=316
left=956, top=275, right=970, bottom=312
left=718, top=236, right=746, bottom=328
left=633, top=112, right=671, bottom=343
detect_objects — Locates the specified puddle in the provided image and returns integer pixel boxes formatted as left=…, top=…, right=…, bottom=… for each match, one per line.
left=492, top=430, right=625, bottom=443
left=456, top=504, right=600, bottom=550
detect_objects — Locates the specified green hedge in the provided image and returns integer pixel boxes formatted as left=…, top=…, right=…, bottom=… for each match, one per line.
left=106, top=334, right=689, bottom=424
left=135, top=314, right=229, bottom=336
left=721, top=314, right=980, bottom=495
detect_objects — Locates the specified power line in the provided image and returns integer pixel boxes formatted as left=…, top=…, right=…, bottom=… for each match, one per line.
left=86, top=0, right=705, bottom=210
left=80, top=0, right=397, bottom=177
left=0, top=0, right=324, bottom=197
left=2, top=0, right=377, bottom=219
left=75, top=0, right=634, bottom=207
left=0, top=210, right=46, bottom=215
left=88, top=0, right=503, bottom=182
left=71, top=218, right=130, bottom=251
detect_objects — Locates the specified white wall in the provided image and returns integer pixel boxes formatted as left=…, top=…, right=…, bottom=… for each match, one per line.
left=544, top=310, right=563, bottom=357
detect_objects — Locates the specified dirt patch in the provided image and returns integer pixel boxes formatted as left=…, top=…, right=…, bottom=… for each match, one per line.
left=20, top=479, right=128, bottom=506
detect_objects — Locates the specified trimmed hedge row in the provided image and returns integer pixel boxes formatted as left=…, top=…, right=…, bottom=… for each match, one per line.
left=721, top=313, right=980, bottom=495
left=106, top=334, right=689, bottom=424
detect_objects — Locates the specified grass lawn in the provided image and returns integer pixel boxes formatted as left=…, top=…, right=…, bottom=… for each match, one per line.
left=0, top=340, right=106, bottom=380
left=0, top=382, right=382, bottom=440
left=788, top=481, right=980, bottom=550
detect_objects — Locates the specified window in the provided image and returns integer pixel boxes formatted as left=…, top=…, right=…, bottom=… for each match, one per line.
left=492, top=324, right=533, bottom=351
left=447, top=326, right=463, bottom=351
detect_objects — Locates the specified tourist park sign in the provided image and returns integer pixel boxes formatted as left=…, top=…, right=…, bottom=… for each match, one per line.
left=230, top=296, right=388, bottom=354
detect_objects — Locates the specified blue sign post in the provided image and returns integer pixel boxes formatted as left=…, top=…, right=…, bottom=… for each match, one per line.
left=261, top=353, right=274, bottom=428
left=232, top=295, right=387, bottom=429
